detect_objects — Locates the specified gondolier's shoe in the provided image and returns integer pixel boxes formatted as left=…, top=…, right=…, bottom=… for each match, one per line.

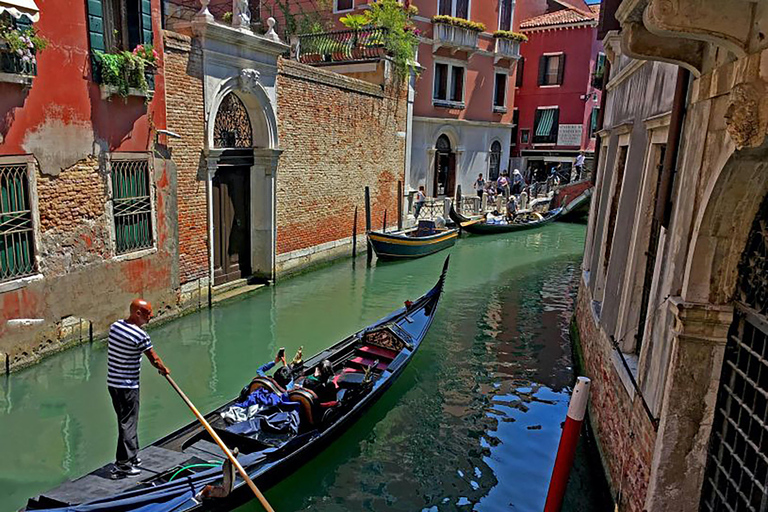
left=130, top=457, right=142, bottom=467
left=110, top=463, right=141, bottom=479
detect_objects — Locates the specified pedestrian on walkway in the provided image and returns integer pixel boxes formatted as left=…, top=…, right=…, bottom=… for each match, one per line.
left=413, top=185, right=426, bottom=219
left=107, top=298, right=170, bottom=479
left=474, top=173, right=485, bottom=199
left=575, top=152, right=585, bottom=180
left=498, top=171, right=511, bottom=199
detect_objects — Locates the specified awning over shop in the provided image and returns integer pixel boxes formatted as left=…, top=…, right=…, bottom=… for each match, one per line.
left=0, top=0, right=40, bottom=22
left=535, top=109, right=556, bottom=137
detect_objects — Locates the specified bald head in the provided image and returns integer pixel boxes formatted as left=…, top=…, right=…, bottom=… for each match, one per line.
left=128, top=298, right=153, bottom=326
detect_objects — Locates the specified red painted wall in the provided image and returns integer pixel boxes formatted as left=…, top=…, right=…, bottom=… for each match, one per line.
left=513, top=23, right=601, bottom=154
left=0, top=0, right=166, bottom=156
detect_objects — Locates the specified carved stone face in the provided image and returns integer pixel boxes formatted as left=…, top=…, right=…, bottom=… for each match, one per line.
left=725, top=82, right=765, bottom=150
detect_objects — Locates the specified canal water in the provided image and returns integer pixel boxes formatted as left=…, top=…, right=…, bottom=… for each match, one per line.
left=0, top=223, right=611, bottom=511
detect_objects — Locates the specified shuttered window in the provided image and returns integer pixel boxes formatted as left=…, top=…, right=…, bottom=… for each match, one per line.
left=433, top=62, right=465, bottom=106
left=450, top=66, right=464, bottom=102
left=515, top=57, right=524, bottom=87
left=0, top=163, right=35, bottom=282
left=438, top=0, right=469, bottom=18
left=499, top=0, right=514, bottom=31
left=494, top=73, right=507, bottom=108
left=86, top=0, right=153, bottom=54
left=111, top=158, right=154, bottom=254
left=434, top=62, right=448, bottom=100
left=538, top=54, right=565, bottom=86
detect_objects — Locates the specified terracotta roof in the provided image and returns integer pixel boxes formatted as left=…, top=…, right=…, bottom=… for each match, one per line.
left=520, top=4, right=600, bottom=30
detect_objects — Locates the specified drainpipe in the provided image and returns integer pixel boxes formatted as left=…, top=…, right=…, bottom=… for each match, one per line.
left=591, top=59, right=610, bottom=186
left=655, top=68, right=690, bottom=229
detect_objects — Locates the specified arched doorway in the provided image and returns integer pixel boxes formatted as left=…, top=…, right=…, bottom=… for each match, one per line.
left=489, top=140, right=502, bottom=181
left=212, top=92, right=253, bottom=285
left=434, top=134, right=456, bottom=197
left=700, top=193, right=768, bottom=511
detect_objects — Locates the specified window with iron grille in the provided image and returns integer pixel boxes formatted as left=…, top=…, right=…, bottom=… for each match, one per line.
left=111, top=159, right=154, bottom=255
left=0, top=163, right=35, bottom=282
left=701, top=193, right=768, bottom=512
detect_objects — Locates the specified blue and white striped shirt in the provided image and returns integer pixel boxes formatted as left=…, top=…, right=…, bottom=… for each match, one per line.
left=107, top=320, right=153, bottom=389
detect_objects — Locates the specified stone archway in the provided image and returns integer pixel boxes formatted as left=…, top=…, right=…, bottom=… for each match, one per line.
left=206, top=73, right=282, bottom=283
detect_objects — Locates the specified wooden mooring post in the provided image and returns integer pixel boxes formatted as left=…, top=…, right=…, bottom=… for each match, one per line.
left=397, top=180, right=403, bottom=231
left=352, top=205, right=358, bottom=258
left=382, top=209, right=387, bottom=233
left=365, top=186, right=372, bottom=265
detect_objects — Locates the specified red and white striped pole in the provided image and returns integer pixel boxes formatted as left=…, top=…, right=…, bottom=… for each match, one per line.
left=544, top=376, right=591, bottom=512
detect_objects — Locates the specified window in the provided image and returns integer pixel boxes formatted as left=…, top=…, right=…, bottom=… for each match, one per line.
left=433, top=62, right=465, bottom=106
left=511, top=109, right=519, bottom=146
left=538, top=54, right=565, bottom=86
left=489, top=141, right=502, bottom=181
left=111, top=158, right=154, bottom=255
left=603, top=145, right=628, bottom=269
left=589, top=107, right=600, bottom=139
left=0, top=162, right=35, bottom=282
left=520, top=129, right=529, bottom=144
left=493, top=72, right=507, bottom=111
left=438, top=0, right=469, bottom=18
left=499, top=0, right=514, bottom=31
left=533, top=107, right=559, bottom=144
left=86, top=0, right=153, bottom=54
left=515, top=57, right=524, bottom=87
left=334, top=0, right=354, bottom=12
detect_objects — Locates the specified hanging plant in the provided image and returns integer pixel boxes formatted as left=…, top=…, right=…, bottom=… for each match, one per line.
left=364, top=0, right=420, bottom=81
left=492, top=30, right=528, bottom=42
left=432, top=15, right=485, bottom=32
left=95, top=45, right=158, bottom=97
left=0, top=16, right=48, bottom=70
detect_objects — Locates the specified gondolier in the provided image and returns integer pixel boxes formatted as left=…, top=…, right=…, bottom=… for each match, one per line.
left=107, top=298, right=170, bottom=479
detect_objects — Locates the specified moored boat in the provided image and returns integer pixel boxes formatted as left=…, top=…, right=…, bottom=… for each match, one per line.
left=24, top=259, right=450, bottom=512
left=449, top=203, right=562, bottom=235
left=368, top=220, right=458, bottom=260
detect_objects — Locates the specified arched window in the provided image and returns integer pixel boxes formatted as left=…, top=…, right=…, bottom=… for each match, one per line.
left=213, top=93, right=253, bottom=148
left=489, top=140, right=502, bottom=181
left=436, top=134, right=451, bottom=153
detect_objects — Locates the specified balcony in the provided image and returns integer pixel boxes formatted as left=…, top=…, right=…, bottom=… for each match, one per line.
left=494, top=38, right=521, bottom=64
left=0, top=47, right=36, bottom=86
left=432, top=20, right=480, bottom=53
left=294, top=28, right=388, bottom=65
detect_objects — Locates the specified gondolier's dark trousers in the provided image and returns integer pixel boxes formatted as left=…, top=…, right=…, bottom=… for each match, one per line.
left=108, top=386, right=140, bottom=464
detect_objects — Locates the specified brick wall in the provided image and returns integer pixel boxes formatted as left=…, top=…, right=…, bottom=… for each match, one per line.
left=574, top=279, right=656, bottom=512
left=276, top=59, right=406, bottom=257
left=163, top=31, right=209, bottom=285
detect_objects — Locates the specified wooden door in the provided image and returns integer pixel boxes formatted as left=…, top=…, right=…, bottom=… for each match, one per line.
left=213, top=167, right=251, bottom=286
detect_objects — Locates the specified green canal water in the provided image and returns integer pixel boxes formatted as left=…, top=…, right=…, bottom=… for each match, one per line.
left=0, top=223, right=611, bottom=511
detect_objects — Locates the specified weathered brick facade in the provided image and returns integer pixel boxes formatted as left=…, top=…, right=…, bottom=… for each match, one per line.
left=163, top=31, right=208, bottom=286
left=574, top=282, right=656, bottom=512
left=275, top=59, right=406, bottom=265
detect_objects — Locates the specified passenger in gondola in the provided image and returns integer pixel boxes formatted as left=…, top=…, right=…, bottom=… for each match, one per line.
left=300, top=359, right=337, bottom=402
left=506, top=194, right=518, bottom=222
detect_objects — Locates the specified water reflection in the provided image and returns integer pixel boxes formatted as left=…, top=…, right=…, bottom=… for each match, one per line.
left=0, top=224, right=609, bottom=511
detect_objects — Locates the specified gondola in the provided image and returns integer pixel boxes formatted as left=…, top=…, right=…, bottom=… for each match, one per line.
left=368, top=220, right=458, bottom=260
left=24, top=258, right=450, bottom=512
left=449, top=202, right=562, bottom=235
left=557, top=187, right=592, bottom=222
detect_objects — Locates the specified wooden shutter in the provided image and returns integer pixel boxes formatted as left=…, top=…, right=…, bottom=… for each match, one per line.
left=550, top=108, right=560, bottom=140
left=139, top=0, right=153, bottom=45
left=557, top=54, right=566, bottom=85
left=86, top=0, right=106, bottom=52
left=515, top=58, right=524, bottom=87
left=537, top=55, right=546, bottom=86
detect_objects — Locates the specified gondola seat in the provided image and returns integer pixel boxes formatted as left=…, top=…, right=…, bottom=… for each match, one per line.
left=245, top=376, right=286, bottom=396
left=287, top=388, right=320, bottom=428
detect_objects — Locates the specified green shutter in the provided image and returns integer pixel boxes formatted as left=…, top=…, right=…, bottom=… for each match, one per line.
left=140, top=0, right=153, bottom=45
left=86, top=0, right=106, bottom=52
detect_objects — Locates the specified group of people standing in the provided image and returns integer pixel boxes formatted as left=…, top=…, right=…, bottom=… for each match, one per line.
left=473, top=169, right=525, bottom=203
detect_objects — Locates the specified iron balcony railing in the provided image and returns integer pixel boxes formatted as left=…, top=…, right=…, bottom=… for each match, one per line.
left=295, top=28, right=388, bottom=64
left=0, top=48, right=37, bottom=77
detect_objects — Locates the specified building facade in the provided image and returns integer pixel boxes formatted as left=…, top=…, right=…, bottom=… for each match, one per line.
left=576, top=0, right=768, bottom=510
left=513, top=0, right=602, bottom=181
left=0, top=0, right=178, bottom=370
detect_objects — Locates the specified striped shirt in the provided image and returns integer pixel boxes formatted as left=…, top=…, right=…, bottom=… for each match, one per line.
left=107, top=320, right=153, bottom=389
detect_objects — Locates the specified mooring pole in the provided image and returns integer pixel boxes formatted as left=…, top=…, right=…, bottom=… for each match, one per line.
left=455, top=184, right=462, bottom=215
left=397, top=180, right=403, bottom=231
left=365, top=186, right=372, bottom=265
left=544, top=376, right=591, bottom=512
left=383, top=209, right=387, bottom=233
left=352, top=205, right=358, bottom=258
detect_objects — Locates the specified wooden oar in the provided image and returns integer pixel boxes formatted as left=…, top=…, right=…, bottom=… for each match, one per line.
left=165, top=375, right=275, bottom=512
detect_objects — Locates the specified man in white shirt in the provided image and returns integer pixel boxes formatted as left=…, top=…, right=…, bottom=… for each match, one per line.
left=575, top=152, right=586, bottom=180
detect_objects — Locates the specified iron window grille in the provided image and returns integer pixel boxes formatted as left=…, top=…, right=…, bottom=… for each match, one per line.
left=0, top=163, right=36, bottom=282
left=111, top=159, right=154, bottom=255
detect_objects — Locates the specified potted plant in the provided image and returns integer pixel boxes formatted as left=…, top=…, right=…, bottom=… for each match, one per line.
left=0, top=16, right=48, bottom=76
left=95, top=44, right=157, bottom=98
